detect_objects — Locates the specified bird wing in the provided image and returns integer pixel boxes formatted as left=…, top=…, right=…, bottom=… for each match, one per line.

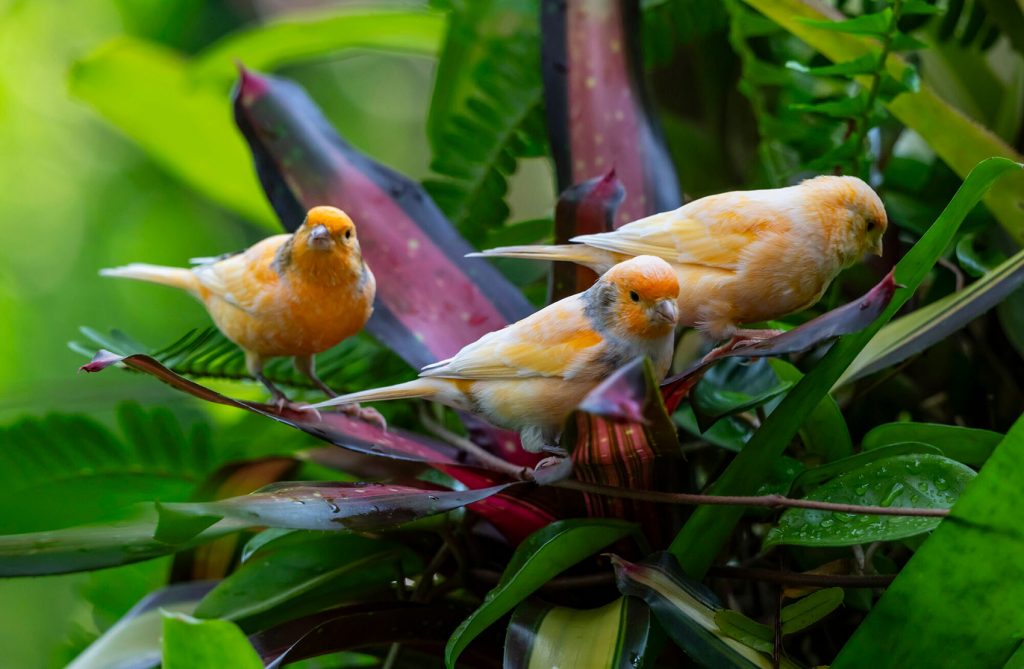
left=573, top=195, right=786, bottom=271
left=192, top=235, right=288, bottom=312
left=420, top=295, right=604, bottom=380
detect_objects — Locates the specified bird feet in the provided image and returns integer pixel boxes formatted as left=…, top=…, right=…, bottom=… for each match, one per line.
left=337, top=402, right=388, bottom=430
left=272, top=397, right=323, bottom=421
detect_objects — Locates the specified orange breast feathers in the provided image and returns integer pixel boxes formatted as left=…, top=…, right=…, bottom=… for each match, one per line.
left=100, top=206, right=376, bottom=406
left=475, top=175, right=887, bottom=340
left=313, top=255, right=679, bottom=452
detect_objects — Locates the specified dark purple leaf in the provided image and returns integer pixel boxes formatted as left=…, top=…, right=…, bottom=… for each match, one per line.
left=233, top=67, right=532, bottom=369
left=541, top=0, right=681, bottom=225
left=81, top=351, right=557, bottom=544
left=660, top=270, right=898, bottom=413
left=250, top=602, right=503, bottom=669
left=577, top=356, right=648, bottom=423
left=550, top=169, right=625, bottom=301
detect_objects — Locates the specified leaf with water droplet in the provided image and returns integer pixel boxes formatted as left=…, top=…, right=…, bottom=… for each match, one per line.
left=765, top=454, right=975, bottom=548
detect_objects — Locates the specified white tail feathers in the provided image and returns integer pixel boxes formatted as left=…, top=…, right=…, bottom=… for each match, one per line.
left=468, top=244, right=617, bottom=273
left=310, top=379, right=441, bottom=410
left=100, top=263, right=200, bottom=294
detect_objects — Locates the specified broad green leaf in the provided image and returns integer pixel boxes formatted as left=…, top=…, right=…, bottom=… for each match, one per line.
left=162, top=612, right=262, bottom=669
left=800, top=9, right=893, bottom=35
left=195, top=533, right=417, bottom=631
left=743, top=0, right=1024, bottom=241
left=68, top=583, right=212, bottom=669
left=69, top=38, right=276, bottom=228
left=765, top=454, right=975, bottom=548
left=444, top=519, right=637, bottom=668
left=791, top=442, right=942, bottom=494
left=0, top=403, right=216, bottom=533
left=0, top=507, right=244, bottom=576
left=690, top=359, right=791, bottom=433
left=713, top=610, right=773, bottom=653
left=902, top=0, right=944, bottom=15
left=861, top=422, right=1003, bottom=467
left=956, top=230, right=1005, bottom=277
left=505, top=597, right=649, bottom=669
left=676, top=405, right=751, bottom=451
left=839, top=247, right=1024, bottom=386
left=671, top=158, right=1022, bottom=578
left=887, top=32, right=929, bottom=51
left=780, top=587, right=843, bottom=634
left=190, top=8, right=445, bottom=84
left=613, top=553, right=784, bottom=668
left=769, top=360, right=852, bottom=462
left=786, top=54, right=879, bottom=76
left=998, top=287, right=1024, bottom=361
left=832, top=413, right=1024, bottom=667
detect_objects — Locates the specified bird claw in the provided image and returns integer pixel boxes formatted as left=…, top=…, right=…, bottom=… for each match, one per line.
left=272, top=397, right=322, bottom=421
left=339, top=403, right=387, bottom=430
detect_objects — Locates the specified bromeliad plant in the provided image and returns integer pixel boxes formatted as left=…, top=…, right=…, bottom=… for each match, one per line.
left=5, top=1, right=1024, bottom=667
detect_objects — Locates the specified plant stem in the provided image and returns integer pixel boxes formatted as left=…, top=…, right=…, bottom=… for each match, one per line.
left=419, top=409, right=531, bottom=479
left=852, top=0, right=903, bottom=176
left=708, top=565, right=895, bottom=588
left=553, top=478, right=949, bottom=517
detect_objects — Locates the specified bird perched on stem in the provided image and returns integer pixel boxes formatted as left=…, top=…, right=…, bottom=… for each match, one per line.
left=312, top=256, right=680, bottom=453
left=474, top=175, right=887, bottom=343
left=101, top=206, right=381, bottom=423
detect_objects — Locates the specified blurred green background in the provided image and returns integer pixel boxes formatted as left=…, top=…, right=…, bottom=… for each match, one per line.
left=0, top=1, right=549, bottom=665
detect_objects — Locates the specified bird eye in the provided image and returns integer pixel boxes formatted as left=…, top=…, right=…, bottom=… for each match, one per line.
left=866, top=219, right=878, bottom=232
left=629, top=290, right=640, bottom=303
left=344, top=229, right=352, bottom=240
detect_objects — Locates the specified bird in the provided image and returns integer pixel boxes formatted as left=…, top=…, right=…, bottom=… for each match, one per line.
left=311, top=255, right=680, bottom=453
left=100, top=206, right=382, bottom=422
left=473, top=175, right=887, bottom=343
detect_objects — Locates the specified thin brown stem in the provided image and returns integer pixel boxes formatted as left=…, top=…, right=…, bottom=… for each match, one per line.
left=553, top=479, right=949, bottom=518
left=708, top=565, right=895, bottom=588
left=471, top=568, right=615, bottom=592
left=419, top=410, right=531, bottom=480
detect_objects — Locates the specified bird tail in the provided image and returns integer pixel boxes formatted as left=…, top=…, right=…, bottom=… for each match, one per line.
left=468, top=244, right=619, bottom=274
left=100, top=263, right=200, bottom=294
left=311, top=379, right=442, bottom=410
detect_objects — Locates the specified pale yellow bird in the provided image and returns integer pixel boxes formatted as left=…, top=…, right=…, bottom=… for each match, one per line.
left=474, top=175, right=887, bottom=341
left=312, top=256, right=679, bottom=452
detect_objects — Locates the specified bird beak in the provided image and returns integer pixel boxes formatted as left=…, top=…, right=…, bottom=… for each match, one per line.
left=308, top=224, right=332, bottom=250
left=653, top=299, right=678, bottom=326
left=872, top=237, right=884, bottom=257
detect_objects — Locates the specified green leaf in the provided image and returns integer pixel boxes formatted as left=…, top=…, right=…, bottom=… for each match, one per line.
left=505, top=597, right=649, bottom=668
left=162, top=612, right=262, bottom=669
left=0, top=404, right=215, bottom=533
left=801, top=9, right=893, bottom=35
left=0, top=508, right=245, bottom=576
left=769, top=360, right=852, bottom=463
left=444, top=519, right=637, bottom=668
left=832, top=413, right=1024, bottom=667
left=887, top=31, right=929, bottom=51
left=424, top=0, right=544, bottom=240
left=690, top=359, right=792, bottom=433
left=613, top=553, right=784, bottom=668
left=785, top=54, right=880, bottom=76
left=765, top=454, right=975, bottom=548
left=861, top=422, right=1002, bottom=467
left=743, top=0, right=1024, bottom=241
left=68, top=38, right=276, bottom=229
left=902, top=0, right=944, bottom=15
left=713, top=610, right=773, bottom=653
left=791, top=442, right=943, bottom=494
left=195, top=533, right=417, bottom=631
left=839, top=246, right=1024, bottom=386
left=189, top=8, right=445, bottom=84
left=68, top=583, right=211, bottom=669
left=956, top=230, right=1006, bottom=277
left=780, top=587, right=844, bottom=634
left=671, top=158, right=1022, bottom=577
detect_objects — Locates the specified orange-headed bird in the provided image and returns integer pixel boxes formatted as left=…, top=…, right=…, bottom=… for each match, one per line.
left=475, top=175, right=887, bottom=341
left=101, top=206, right=379, bottom=419
left=312, top=256, right=679, bottom=452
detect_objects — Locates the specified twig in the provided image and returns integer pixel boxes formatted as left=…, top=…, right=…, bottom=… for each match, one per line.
left=418, top=409, right=530, bottom=480
left=553, top=479, right=949, bottom=517
left=471, top=568, right=615, bottom=592
left=412, top=543, right=451, bottom=603
left=708, top=565, right=894, bottom=588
